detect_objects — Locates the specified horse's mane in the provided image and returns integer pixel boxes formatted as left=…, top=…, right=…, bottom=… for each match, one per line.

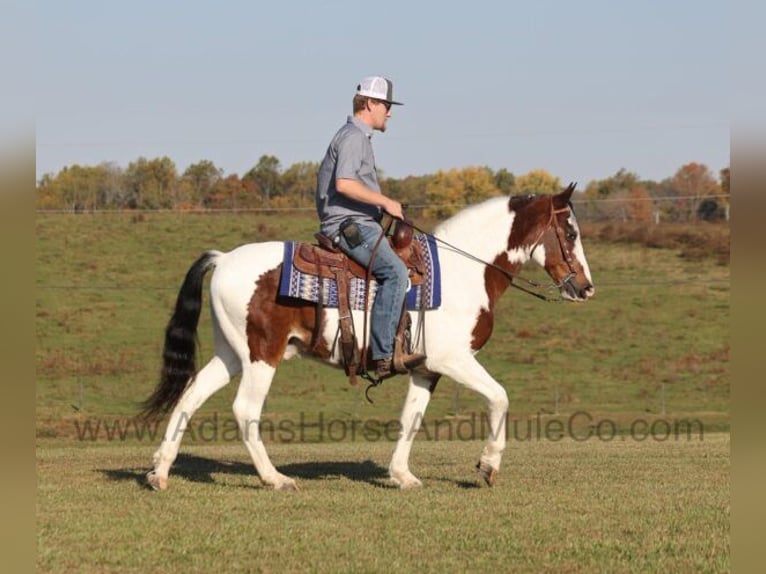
left=434, top=194, right=546, bottom=234
left=432, top=195, right=510, bottom=239
left=431, top=192, right=575, bottom=244
left=431, top=193, right=571, bottom=252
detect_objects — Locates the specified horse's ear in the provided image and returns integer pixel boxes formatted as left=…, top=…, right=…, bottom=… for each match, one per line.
left=554, top=182, right=577, bottom=209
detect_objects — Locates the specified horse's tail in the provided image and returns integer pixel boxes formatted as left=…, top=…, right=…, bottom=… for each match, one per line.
left=141, top=250, right=222, bottom=419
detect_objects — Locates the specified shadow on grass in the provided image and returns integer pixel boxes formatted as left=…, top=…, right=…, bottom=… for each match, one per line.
left=430, top=477, right=482, bottom=489
left=100, top=453, right=393, bottom=489
left=280, top=459, right=388, bottom=483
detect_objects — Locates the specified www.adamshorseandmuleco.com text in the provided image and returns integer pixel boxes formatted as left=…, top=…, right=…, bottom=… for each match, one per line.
left=71, top=411, right=706, bottom=443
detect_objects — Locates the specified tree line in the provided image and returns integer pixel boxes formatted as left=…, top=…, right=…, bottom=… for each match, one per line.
left=36, top=155, right=730, bottom=222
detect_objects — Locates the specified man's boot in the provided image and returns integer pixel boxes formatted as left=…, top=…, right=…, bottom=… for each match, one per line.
left=375, top=353, right=427, bottom=379
left=390, top=311, right=426, bottom=376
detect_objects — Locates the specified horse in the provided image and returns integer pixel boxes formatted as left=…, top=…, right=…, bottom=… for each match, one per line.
left=142, top=183, right=594, bottom=491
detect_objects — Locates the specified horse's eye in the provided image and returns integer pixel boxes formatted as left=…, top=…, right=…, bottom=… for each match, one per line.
left=566, top=231, right=577, bottom=242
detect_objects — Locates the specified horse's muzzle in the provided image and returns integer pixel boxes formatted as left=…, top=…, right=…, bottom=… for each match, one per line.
left=560, top=277, right=595, bottom=301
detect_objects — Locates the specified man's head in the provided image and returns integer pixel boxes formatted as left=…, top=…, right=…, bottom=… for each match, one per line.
left=352, top=76, right=403, bottom=132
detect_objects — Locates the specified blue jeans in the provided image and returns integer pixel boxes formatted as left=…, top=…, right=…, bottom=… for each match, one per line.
left=337, top=221, right=408, bottom=360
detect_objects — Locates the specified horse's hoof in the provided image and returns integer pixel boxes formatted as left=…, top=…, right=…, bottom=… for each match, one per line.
left=397, top=478, right=423, bottom=490
left=274, top=479, right=299, bottom=492
left=476, top=461, right=498, bottom=487
left=146, top=470, right=168, bottom=491
left=390, top=471, right=423, bottom=489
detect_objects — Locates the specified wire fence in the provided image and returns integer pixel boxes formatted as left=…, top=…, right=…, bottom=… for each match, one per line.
left=36, top=192, right=730, bottom=295
left=37, top=198, right=729, bottom=418
left=35, top=193, right=731, bottom=221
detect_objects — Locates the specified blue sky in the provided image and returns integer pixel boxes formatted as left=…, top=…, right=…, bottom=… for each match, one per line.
left=36, top=0, right=729, bottom=186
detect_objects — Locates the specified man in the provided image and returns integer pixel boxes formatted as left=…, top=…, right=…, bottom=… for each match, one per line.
left=315, top=76, right=426, bottom=379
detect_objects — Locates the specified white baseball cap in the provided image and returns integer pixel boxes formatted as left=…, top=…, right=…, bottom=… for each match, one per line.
left=355, top=76, right=403, bottom=105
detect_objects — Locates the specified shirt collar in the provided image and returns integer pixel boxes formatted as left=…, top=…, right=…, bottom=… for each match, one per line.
left=348, top=115, right=374, bottom=139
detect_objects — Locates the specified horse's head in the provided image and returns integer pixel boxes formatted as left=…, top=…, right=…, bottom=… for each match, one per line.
left=510, top=184, right=595, bottom=301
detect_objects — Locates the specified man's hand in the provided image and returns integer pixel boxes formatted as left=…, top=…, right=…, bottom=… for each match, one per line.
left=383, top=198, right=404, bottom=220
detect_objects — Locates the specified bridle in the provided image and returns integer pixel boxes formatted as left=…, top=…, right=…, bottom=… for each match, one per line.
left=409, top=196, right=580, bottom=302
left=363, top=197, right=580, bottom=400
left=530, top=196, right=578, bottom=293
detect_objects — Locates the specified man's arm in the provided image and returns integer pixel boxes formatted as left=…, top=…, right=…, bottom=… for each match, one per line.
left=336, top=178, right=404, bottom=220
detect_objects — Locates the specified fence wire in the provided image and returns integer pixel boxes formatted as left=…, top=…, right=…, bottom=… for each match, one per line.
left=35, top=194, right=731, bottom=215
left=37, top=197, right=730, bottom=291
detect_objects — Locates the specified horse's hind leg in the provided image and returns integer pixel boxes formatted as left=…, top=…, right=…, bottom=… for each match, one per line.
left=233, top=360, right=297, bottom=491
left=389, top=373, right=438, bottom=489
left=147, top=353, right=239, bottom=491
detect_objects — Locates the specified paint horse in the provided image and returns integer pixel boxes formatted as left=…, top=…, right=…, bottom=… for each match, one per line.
left=142, top=184, right=594, bottom=491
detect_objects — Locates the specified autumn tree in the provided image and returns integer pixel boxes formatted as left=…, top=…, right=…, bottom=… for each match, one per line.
left=425, top=167, right=501, bottom=217
left=624, top=186, right=654, bottom=223
left=581, top=168, right=643, bottom=221
left=494, top=168, right=515, bottom=194
left=244, top=155, right=281, bottom=205
left=280, top=161, right=318, bottom=206
left=382, top=174, right=433, bottom=211
left=124, top=156, right=178, bottom=209
left=35, top=163, right=122, bottom=211
left=669, top=162, right=719, bottom=221
left=97, top=162, right=130, bottom=208
left=513, top=169, right=561, bottom=196
left=182, top=160, right=223, bottom=208
left=583, top=168, right=639, bottom=199
left=205, top=174, right=251, bottom=209
left=36, top=173, right=57, bottom=209
left=37, top=154, right=730, bottom=221
left=36, top=165, right=89, bottom=210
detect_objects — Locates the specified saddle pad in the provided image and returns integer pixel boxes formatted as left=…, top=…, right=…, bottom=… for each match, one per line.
left=278, top=233, right=441, bottom=311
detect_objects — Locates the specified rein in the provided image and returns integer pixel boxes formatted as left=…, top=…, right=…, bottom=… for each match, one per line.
left=407, top=197, right=575, bottom=303
left=358, top=217, right=393, bottom=379
left=358, top=198, right=575, bottom=401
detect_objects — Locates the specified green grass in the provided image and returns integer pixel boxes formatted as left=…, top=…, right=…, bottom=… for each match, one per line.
left=36, top=212, right=729, bottom=430
left=36, top=211, right=730, bottom=571
left=37, top=436, right=729, bottom=573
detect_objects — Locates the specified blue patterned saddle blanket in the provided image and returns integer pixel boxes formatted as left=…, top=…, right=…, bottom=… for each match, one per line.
left=278, top=234, right=441, bottom=311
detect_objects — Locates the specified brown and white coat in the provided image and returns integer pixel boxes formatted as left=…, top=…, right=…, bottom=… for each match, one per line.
left=145, top=186, right=594, bottom=491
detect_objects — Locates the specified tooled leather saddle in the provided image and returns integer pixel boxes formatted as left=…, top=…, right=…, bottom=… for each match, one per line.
left=292, top=218, right=427, bottom=384
left=292, top=219, right=427, bottom=285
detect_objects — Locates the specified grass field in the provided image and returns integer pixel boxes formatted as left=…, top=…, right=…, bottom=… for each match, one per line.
left=37, top=437, right=729, bottom=573
left=35, top=212, right=729, bottom=427
left=36, top=211, right=730, bottom=571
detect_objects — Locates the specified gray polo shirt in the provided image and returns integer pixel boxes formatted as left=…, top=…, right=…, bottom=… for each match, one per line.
left=316, top=116, right=382, bottom=237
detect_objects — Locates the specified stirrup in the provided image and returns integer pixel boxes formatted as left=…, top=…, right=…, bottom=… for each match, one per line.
left=361, top=371, right=384, bottom=404
left=394, top=353, right=427, bottom=374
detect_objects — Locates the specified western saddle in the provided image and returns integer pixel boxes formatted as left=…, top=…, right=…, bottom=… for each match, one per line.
left=292, top=217, right=427, bottom=385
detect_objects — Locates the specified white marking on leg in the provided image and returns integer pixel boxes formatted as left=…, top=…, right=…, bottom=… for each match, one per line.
left=233, top=361, right=297, bottom=490
left=150, top=353, right=238, bottom=489
left=436, top=354, right=509, bottom=476
left=389, top=374, right=434, bottom=488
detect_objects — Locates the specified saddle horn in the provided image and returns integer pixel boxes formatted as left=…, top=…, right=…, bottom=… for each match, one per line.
left=391, top=217, right=414, bottom=250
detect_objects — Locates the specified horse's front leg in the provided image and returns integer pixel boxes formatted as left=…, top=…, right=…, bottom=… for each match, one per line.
left=437, top=354, right=509, bottom=486
left=389, top=373, right=439, bottom=489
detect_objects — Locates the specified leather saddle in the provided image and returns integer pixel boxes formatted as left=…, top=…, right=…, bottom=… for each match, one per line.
left=292, top=218, right=426, bottom=385
left=292, top=219, right=427, bottom=286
